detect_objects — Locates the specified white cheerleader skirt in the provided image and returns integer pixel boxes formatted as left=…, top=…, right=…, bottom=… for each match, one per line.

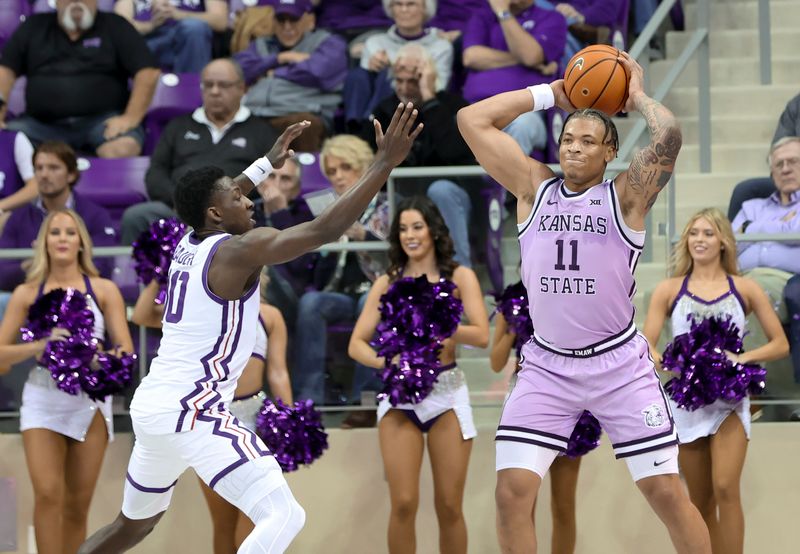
left=670, top=396, right=751, bottom=444
left=229, top=390, right=267, bottom=431
left=377, top=366, right=477, bottom=440
left=19, top=366, right=114, bottom=442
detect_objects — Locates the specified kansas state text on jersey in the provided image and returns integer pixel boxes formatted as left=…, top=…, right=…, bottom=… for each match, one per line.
left=518, top=179, right=644, bottom=354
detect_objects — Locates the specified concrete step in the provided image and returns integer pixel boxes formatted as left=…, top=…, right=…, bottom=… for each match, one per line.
left=665, top=85, right=795, bottom=119
left=666, top=28, right=800, bottom=60
left=614, top=114, right=776, bottom=146
left=674, top=143, right=774, bottom=173
left=648, top=56, right=800, bottom=88
left=685, top=1, right=800, bottom=31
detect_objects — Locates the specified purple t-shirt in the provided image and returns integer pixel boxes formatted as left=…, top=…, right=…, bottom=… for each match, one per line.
left=133, top=0, right=206, bottom=21
left=315, top=0, right=391, bottom=33
left=462, top=3, right=567, bottom=103
left=565, top=0, right=624, bottom=27
left=427, top=0, right=486, bottom=33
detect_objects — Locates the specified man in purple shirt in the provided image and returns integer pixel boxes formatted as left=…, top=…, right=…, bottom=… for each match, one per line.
left=732, top=136, right=800, bottom=382
left=115, top=0, right=228, bottom=73
left=234, top=0, right=347, bottom=152
left=462, top=0, right=567, bottom=155
left=0, top=141, right=117, bottom=293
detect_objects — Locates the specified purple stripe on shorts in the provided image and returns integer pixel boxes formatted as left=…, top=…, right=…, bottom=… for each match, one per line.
left=126, top=473, right=178, bottom=494
left=614, top=439, right=679, bottom=459
left=209, top=458, right=251, bottom=490
left=249, top=353, right=266, bottom=362
left=202, top=235, right=232, bottom=305
left=496, top=425, right=571, bottom=442
left=176, top=303, right=230, bottom=432
left=612, top=426, right=676, bottom=449
left=532, top=318, right=637, bottom=358
left=494, top=435, right=568, bottom=452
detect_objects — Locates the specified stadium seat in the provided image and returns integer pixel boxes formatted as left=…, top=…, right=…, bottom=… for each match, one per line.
left=142, top=72, right=202, bottom=155
left=295, top=152, right=333, bottom=194
left=0, top=0, right=28, bottom=51
left=75, top=156, right=149, bottom=227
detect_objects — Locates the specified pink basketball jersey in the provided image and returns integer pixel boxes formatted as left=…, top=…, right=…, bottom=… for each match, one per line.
left=518, top=178, right=644, bottom=355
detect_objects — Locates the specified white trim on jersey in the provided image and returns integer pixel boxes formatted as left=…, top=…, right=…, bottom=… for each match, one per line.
left=517, top=177, right=560, bottom=238
left=607, top=181, right=646, bottom=250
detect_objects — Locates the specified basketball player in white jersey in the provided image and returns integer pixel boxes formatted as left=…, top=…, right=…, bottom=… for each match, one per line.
left=78, top=103, right=423, bottom=554
left=457, top=53, right=711, bottom=553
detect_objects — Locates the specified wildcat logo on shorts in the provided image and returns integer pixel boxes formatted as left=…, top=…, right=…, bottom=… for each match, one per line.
left=641, top=404, right=667, bottom=428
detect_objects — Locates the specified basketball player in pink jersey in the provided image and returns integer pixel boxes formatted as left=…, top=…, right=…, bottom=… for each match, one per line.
left=457, top=53, right=711, bottom=553
left=78, top=103, right=423, bottom=554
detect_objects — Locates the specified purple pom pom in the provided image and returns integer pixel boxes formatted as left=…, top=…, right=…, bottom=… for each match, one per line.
left=663, top=315, right=766, bottom=411
left=20, top=288, right=135, bottom=399
left=565, top=411, right=602, bottom=458
left=132, top=218, right=187, bottom=304
left=494, top=281, right=532, bottom=356
left=81, top=352, right=138, bottom=402
left=370, top=276, right=464, bottom=406
left=256, top=398, right=329, bottom=472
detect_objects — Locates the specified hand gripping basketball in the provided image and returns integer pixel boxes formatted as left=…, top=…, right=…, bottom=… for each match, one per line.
left=563, top=45, right=631, bottom=115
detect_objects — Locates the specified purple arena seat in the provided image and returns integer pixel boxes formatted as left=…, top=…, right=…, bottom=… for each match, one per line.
left=143, top=72, right=202, bottom=155
left=75, top=156, right=149, bottom=225
left=5, top=77, right=25, bottom=120
left=295, top=152, right=333, bottom=194
left=0, top=1, right=28, bottom=51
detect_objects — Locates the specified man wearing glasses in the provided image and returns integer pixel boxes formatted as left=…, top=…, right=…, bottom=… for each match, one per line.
left=119, top=58, right=278, bottom=244
left=732, top=136, right=800, bottom=388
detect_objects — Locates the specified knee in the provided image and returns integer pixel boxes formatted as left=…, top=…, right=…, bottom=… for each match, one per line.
left=175, top=17, right=212, bottom=39
left=784, top=275, right=800, bottom=310
left=286, top=497, right=306, bottom=536
left=33, top=479, right=63, bottom=508
left=297, top=292, right=323, bottom=321
left=391, top=493, right=419, bottom=522
left=712, top=477, right=740, bottom=505
left=495, top=477, right=529, bottom=515
left=63, top=491, right=94, bottom=522
left=434, top=495, right=463, bottom=525
left=638, top=476, right=686, bottom=510
left=97, top=137, right=141, bottom=158
left=427, top=179, right=457, bottom=202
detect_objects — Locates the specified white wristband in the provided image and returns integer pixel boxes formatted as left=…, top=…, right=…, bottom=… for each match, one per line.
left=242, top=156, right=274, bottom=185
left=527, top=84, right=555, bottom=112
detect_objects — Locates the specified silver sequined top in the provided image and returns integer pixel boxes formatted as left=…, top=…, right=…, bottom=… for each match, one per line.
left=670, top=275, right=747, bottom=337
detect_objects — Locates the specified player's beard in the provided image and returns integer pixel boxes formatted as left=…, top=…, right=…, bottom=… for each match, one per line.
left=61, top=2, right=95, bottom=33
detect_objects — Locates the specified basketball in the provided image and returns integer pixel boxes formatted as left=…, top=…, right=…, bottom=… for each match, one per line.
left=563, top=45, right=631, bottom=116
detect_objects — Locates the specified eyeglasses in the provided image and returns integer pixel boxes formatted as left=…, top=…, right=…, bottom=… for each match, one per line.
left=200, top=80, right=240, bottom=91
left=771, top=157, right=800, bottom=170
left=391, top=1, right=423, bottom=10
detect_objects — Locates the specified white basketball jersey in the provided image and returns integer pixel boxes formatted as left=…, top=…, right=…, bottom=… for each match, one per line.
left=130, top=232, right=261, bottom=434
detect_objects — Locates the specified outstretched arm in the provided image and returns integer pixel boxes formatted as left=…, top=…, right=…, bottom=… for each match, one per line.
left=222, top=103, right=422, bottom=270
left=616, top=53, right=682, bottom=228
left=261, top=304, right=293, bottom=403
left=131, top=281, right=164, bottom=329
left=457, top=81, right=572, bottom=207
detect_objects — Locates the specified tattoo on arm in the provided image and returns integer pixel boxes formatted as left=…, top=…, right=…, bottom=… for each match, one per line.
left=625, top=96, right=682, bottom=213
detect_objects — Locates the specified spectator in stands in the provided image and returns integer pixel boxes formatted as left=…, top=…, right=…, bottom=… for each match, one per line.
left=314, top=0, right=392, bottom=60
left=731, top=136, right=800, bottom=383
left=0, top=101, right=37, bottom=234
left=114, top=0, right=228, bottom=73
left=362, top=44, right=478, bottom=267
left=235, top=0, right=347, bottom=152
left=462, top=0, right=567, bottom=155
left=254, top=157, right=317, bottom=327
left=0, top=141, right=117, bottom=299
left=119, top=57, right=279, bottom=244
left=292, top=135, right=389, bottom=407
left=729, top=92, right=800, bottom=221
left=342, top=0, right=453, bottom=132
left=0, top=0, right=160, bottom=158
left=540, top=0, right=625, bottom=64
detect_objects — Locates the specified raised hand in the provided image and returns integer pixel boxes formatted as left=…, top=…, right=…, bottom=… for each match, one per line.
left=618, top=51, right=645, bottom=113
left=373, top=102, right=424, bottom=167
left=549, top=80, right=576, bottom=113
left=266, top=120, right=310, bottom=168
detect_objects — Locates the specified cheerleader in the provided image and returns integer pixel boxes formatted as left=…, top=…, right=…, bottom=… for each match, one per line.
left=643, top=208, right=788, bottom=554
left=131, top=274, right=292, bottom=554
left=348, top=196, right=489, bottom=554
left=0, top=209, right=133, bottom=554
left=491, top=281, right=584, bottom=554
